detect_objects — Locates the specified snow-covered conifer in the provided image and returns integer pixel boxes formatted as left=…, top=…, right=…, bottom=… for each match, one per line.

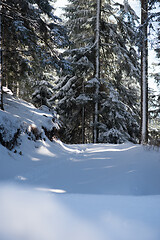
left=1, top=0, right=69, bottom=104
left=54, top=0, right=140, bottom=144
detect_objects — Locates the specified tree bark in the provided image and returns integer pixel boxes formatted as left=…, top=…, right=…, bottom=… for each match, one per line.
left=82, top=79, right=85, bottom=144
left=141, top=0, right=148, bottom=144
left=93, top=0, right=101, bottom=143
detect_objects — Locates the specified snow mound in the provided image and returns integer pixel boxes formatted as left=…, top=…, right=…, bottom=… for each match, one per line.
left=0, top=93, right=59, bottom=149
left=0, top=110, right=21, bottom=149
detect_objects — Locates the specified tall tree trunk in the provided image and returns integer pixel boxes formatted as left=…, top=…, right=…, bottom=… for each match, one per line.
left=16, top=81, right=20, bottom=97
left=82, top=106, right=85, bottom=143
left=141, top=0, right=148, bottom=144
left=93, top=0, right=101, bottom=143
left=82, top=79, right=85, bottom=144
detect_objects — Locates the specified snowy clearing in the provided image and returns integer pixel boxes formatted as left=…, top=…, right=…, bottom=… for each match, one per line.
left=0, top=93, right=160, bottom=240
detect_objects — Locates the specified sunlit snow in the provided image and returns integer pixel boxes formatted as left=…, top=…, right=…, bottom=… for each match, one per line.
left=0, top=93, right=160, bottom=240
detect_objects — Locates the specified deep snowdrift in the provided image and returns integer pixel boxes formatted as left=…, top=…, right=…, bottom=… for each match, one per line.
left=0, top=92, right=160, bottom=240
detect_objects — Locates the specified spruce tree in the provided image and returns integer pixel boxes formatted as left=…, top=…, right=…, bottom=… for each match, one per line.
left=1, top=0, right=69, bottom=104
left=98, top=1, right=140, bottom=143
left=149, top=1, right=160, bottom=145
left=94, top=0, right=101, bottom=143
left=154, top=2, right=160, bottom=86
left=138, top=0, right=160, bottom=144
left=53, top=0, right=97, bottom=143
left=54, top=0, right=141, bottom=144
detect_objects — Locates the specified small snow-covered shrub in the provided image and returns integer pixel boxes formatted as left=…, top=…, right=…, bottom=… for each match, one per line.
left=99, top=128, right=126, bottom=144
left=0, top=112, right=21, bottom=150
left=39, top=106, right=61, bottom=141
left=27, top=124, right=43, bottom=141
left=148, top=129, right=160, bottom=148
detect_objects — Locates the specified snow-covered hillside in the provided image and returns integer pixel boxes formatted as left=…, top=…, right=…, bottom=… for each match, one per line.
left=0, top=92, right=160, bottom=240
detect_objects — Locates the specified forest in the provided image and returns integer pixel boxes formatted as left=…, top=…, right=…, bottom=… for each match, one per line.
left=0, top=0, right=160, bottom=146
left=1, top=1, right=160, bottom=240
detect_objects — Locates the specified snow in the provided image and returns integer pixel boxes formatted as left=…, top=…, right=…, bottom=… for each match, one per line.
left=1, top=184, right=160, bottom=240
left=2, top=91, right=56, bottom=132
left=86, top=77, right=100, bottom=87
left=0, top=93, right=160, bottom=240
left=76, top=94, right=91, bottom=103
left=54, top=0, right=68, bottom=17
left=0, top=110, right=21, bottom=142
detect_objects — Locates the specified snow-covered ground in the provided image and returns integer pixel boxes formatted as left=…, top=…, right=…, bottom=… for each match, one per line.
left=0, top=93, right=160, bottom=240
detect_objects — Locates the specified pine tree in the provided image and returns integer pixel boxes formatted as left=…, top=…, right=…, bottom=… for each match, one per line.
left=148, top=1, right=160, bottom=145
left=154, top=1, right=160, bottom=86
left=54, top=0, right=141, bottom=144
left=94, top=0, right=101, bottom=143
left=138, top=0, right=160, bottom=144
left=32, top=78, right=54, bottom=108
left=1, top=0, right=69, bottom=105
left=53, top=0, right=97, bottom=143
left=98, top=1, right=141, bottom=143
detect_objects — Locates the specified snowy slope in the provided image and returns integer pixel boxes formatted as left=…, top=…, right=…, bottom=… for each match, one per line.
left=0, top=93, right=160, bottom=240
